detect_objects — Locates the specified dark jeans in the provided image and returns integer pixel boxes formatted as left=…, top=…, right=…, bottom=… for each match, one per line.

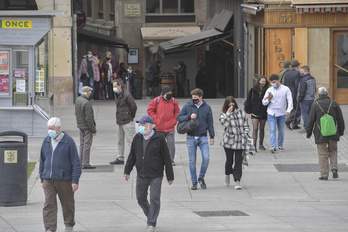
left=286, top=99, right=301, bottom=127
left=299, top=100, right=313, bottom=129
left=84, top=76, right=94, bottom=99
left=105, top=81, right=114, bottom=100
left=224, top=148, right=243, bottom=181
left=136, top=177, right=163, bottom=227
left=43, top=179, right=75, bottom=232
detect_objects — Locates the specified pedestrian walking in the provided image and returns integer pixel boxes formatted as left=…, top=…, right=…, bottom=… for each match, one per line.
left=297, top=65, right=316, bottom=133
left=39, top=117, right=82, bottom=232
left=75, top=86, right=96, bottom=169
left=77, top=50, right=100, bottom=99
left=284, top=59, right=302, bottom=129
left=110, top=79, right=137, bottom=165
left=220, top=96, right=250, bottom=190
left=146, top=60, right=162, bottom=97
left=124, top=115, right=174, bottom=232
left=244, top=75, right=269, bottom=151
left=262, top=74, right=293, bottom=153
left=147, top=85, right=180, bottom=166
left=279, top=60, right=291, bottom=85
left=306, top=87, right=345, bottom=180
left=177, top=88, right=215, bottom=190
left=101, top=51, right=120, bottom=100
left=173, top=61, right=187, bottom=97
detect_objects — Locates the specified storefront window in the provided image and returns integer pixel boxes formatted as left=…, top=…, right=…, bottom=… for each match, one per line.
left=337, top=34, right=348, bottom=89
left=12, top=50, right=29, bottom=106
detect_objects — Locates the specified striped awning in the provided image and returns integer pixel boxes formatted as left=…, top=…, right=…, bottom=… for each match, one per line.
left=295, top=4, right=348, bottom=14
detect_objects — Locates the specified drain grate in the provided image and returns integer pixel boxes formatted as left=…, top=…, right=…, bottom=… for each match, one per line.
left=274, top=164, right=348, bottom=172
left=194, top=210, right=249, bottom=217
left=82, top=165, right=115, bottom=172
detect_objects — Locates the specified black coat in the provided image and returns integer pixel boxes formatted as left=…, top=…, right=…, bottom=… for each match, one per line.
left=124, top=130, right=174, bottom=181
left=284, top=68, right=301, bottom=101
left=175, top=64, right=187, bottom=85
left=306, top=95, right=345, bottom=144
left=244, top=85, right=268, bottom=119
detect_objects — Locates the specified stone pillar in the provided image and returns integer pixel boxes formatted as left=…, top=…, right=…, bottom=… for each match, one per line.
left=36, top=0, right=73, bottom=105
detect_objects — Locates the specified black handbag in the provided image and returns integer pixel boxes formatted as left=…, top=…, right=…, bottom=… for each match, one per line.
left=80, top=73, right=88, bottom=81
left=177, top=107, right=199, bottom=134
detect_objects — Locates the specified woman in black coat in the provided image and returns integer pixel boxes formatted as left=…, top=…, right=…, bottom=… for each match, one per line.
left=244, top=75, right=269, bottom=151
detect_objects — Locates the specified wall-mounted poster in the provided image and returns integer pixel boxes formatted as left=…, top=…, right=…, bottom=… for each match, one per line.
left=128, top=48, right=139, bottom=64
left=15, top=70, right=26, bottom=78
left=16, top=79, right=26, bottom=93
left=0, top=51, right=9, bottom=74
left=0, top=75, right=9, bottom=95
left=35, top=70, right=44, bottom=92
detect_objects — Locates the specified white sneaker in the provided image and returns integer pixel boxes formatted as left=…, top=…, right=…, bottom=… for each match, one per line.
left=224, top=175, right=230, bottom=186
left=147, top=225, right=156, bottom=232
left=235, top=181, right=242, bottom=190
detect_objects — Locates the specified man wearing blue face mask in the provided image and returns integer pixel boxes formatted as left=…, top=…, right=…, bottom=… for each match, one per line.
left=39, top=117, right=81, bottom=232
left=177, top=88, right=215, bottom=190
left=110, top=79, right=137, bottom=165
left=262, top=74, right=293, bottom=153
left=124, top=115, right=174, bottom=232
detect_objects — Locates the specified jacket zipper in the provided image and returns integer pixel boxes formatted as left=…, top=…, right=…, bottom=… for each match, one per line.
left=49, top=142, right=54, bottom=179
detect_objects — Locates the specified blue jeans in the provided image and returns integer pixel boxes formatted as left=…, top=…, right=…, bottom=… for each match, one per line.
left=84, top=76, right=94, bottom=98
left=299, top=100, right=313, bottom=129
left=136, top=177, right=162, bottom=227
left=187, top=135, right=210, bottom=183
left=267, top=114, right=287, bottom=149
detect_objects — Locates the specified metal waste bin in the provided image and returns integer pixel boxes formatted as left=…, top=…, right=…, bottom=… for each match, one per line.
left=0, top=130, right=28, bottom=206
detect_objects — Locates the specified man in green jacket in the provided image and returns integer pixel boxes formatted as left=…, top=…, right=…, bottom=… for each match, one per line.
left=280, top=60, right=291, bottom=85
left=75, top=86, right=97, bottom=169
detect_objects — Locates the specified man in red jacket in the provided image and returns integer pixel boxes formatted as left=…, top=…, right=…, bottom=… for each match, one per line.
left=147, top=86, right=180, bottom=166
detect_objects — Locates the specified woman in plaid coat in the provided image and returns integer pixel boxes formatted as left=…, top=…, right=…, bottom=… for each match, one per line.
left=219, top=96, right=250, bottom=190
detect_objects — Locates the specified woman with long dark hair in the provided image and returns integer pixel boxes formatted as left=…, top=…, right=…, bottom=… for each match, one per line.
left=220, top=96, right=250, bottom=190
left=244, top=76, right=269, bottom=151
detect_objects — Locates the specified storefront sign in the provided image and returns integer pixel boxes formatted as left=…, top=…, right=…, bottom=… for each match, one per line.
left=0, top=20, right=32, bottom=29
left=4, top=150, right=17, bottom=163
left=0, top=17, right=50, bottom=46
left=124, top=4, right=141, bottom=17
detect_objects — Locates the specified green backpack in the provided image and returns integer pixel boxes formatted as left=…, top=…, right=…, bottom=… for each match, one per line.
left=316, top=100, right=337, bottom=137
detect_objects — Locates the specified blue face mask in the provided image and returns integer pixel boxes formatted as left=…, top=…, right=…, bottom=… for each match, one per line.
left=113, top=87, right=119, bottom=93
left=271, top=83, right=278, bottom=88
left=48, top=130, right=57, bottom=138
left=139, top=125, right=146, bottom=135
left=87, top=54, right=92, bottom=58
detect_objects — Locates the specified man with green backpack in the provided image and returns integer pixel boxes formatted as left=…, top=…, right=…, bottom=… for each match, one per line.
left=306, top=87, right=345, bottom=180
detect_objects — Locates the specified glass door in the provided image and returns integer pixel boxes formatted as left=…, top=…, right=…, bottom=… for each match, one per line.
left=333, top=31, right=348, bottom=104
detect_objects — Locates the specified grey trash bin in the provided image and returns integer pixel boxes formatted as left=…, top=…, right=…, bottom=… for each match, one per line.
left=0, top=130, right=28, bottom=206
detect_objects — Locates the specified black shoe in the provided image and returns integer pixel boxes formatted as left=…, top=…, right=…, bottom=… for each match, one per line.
left=198, top=178, right=207, bottom=189
left=254, top=144, right=257, bottom=153
left=292, top=125, right=301, bottom=130
left=109, top=158, right=124, bottom=165
left=285, top=123, right=292, bottom=130
left=259, top=144, right=266, bottom=150
left=82, top=164, right=96, bottom=169
left=332, top=169, right=339, bottom=178
left=191, top=182, right=198, bottom=190
left=319, top=176, right=328, bottom=180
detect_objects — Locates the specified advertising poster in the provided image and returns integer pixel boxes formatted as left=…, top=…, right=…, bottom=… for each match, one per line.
left=15, top=70, right=25, bottom=78
left=0, top=75, right=9, bottom=94
left=0, top=51, right=9, bottom=74
left=16, top=79, right=26, bottom=93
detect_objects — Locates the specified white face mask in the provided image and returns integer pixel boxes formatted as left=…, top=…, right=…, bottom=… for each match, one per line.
left=127, top=69, right=132, bottom=73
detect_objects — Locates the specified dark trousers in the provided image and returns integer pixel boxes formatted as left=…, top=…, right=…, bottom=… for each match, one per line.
left=224, top=148, right=243, bottom=181
left=43, top=179, right=75, bottom=232
left=136, top=177, right=162, bottom=227
left=105, top=81, right=114, bottom=100
left=286, top=100, right=301, bottom=127
left=79, top=129, right=93, bottom=166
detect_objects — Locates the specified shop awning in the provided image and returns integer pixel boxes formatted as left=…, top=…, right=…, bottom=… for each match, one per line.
left=240, top=4, right=264, bottom=15
left=77, top=28, right=129, bottom=52
left=294, top=4, right=348, bottom=13
left=157, top=9, right=233, bottom=57
left=0, top=10, right=67, bottom=16
left=141, top=27, right=201, bottom=40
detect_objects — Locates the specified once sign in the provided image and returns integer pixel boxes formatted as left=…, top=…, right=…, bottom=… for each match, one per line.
left=0, top=20, right=32, bottom=29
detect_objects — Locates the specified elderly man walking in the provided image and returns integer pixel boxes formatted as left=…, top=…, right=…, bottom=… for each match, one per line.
left=110, top=79, right=137, bottom=165
left=124, top=115, right=174, bottom=232
left=306, top=87, right=345, bottom=180
left=75, top=86, right=97, bottom=169
left=39, top=117, right=82, bottom=232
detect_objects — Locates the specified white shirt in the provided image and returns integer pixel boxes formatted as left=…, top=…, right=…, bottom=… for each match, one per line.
left=51, top=132, right=64, bottom=151
left=262, top=84, right=293, bottom=117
